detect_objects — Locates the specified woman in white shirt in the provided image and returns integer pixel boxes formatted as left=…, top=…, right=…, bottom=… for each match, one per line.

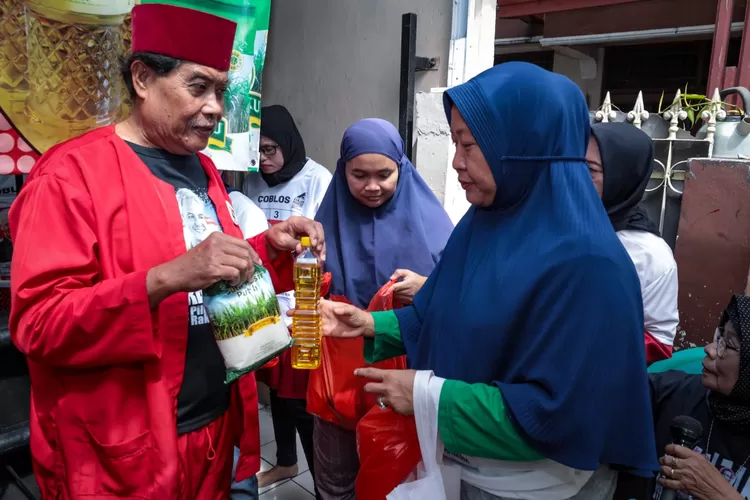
left=242, top=105, right=330, bottom=494
left=587, top=122, right=679, bottom=364
left=243, top=105, right=331, bottom=224
left=225, top=185, right=270, bottom=238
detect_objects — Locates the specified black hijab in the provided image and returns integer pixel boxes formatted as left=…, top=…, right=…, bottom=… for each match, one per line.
left=591, top=123, right=660, bottom=236
left=708, top=295, right=750, bottom=430
left=259, top=105, right=308, bottom=187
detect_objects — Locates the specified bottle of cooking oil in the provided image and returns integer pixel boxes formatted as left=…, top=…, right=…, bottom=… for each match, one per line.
left=119, top=1, right=138, bottom=118
left=24, top=0, right=133, bottom=143
left=121, top=3, right=135, bottom=56
left=292, top=236, right=322, bottom=370
left=0, top=0, right=29, bottom=94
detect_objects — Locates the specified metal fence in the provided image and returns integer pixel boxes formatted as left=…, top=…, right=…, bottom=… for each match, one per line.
left=591, top=89, right=750, bottom=349
left=590, top=89, right=723, bottom=249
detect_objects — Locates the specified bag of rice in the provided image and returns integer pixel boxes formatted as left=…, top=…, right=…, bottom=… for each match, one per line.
left=203, top=264, right=293, bottom=383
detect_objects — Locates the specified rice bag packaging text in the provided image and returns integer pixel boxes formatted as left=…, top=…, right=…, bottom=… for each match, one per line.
left=203, top=264, right=293, bottom=383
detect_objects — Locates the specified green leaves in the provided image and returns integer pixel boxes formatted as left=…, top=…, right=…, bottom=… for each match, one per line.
left=657, top=85, right=741, bottom=128
left=686, top=108, right=695, bottom=126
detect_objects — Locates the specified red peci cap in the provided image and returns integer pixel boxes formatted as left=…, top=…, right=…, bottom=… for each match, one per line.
left=131, top=4, right=237, bottom=72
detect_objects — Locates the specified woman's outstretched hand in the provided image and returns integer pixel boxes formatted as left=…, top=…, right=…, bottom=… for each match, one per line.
left=356, top=368, right=417, bottom=416
left=390, top=269, right=427, bottom=305
left=288, top=299, right=375, bottom=339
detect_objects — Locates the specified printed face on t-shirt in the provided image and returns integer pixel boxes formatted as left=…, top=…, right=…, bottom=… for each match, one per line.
left=184, top=197, right=207, bottom=234
left=177, top=188, right=220, bottom=249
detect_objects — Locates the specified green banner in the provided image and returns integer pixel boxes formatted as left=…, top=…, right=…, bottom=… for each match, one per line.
left=143, top=0, right=271, bottom=172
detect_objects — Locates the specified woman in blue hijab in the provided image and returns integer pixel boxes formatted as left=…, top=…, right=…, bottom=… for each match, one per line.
left=311, top=118, right=454, bottom=500
left=317, top=118, right=453, bottom=308
left=300, top=63, right=658, bottom=499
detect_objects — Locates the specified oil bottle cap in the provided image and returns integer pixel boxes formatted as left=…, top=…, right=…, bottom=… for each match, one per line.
left=300, top=236, right=311, bottom=247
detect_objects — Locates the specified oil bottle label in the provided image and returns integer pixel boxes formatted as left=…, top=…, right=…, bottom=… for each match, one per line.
left=32, top=0, right=135, bottom=16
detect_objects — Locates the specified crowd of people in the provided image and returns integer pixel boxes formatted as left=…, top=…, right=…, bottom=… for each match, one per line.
left=5, top=3, right=750, bottom=500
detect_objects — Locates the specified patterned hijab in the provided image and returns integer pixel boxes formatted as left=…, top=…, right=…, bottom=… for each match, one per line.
left=708, top=294, right=750, bottom=429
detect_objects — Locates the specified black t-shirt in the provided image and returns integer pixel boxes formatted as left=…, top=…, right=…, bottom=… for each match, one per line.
left=649, top=370, right=750, bottom=499
left=128, top=142, right=230, bottom=435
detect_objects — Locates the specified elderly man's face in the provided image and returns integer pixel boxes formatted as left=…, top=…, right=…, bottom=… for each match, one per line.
left=132, top=60, right=228, bottom=155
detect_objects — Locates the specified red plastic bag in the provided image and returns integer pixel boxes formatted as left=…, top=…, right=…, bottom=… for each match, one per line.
left=355, top=406, right=420, bottom=500
left=306, top=279, right=407, bottom=430
left=259, top=357, right=279, bottom=369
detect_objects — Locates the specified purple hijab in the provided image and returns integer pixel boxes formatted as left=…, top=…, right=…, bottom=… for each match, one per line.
left=315, top=119, right=454, bottom=308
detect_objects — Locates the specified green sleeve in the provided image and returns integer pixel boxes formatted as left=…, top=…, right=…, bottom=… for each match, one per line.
left=361, top=311, right=539, bottom=461
left=363, top=310, right=406, bottom=364
left=439, top=380, right=543, bottom=462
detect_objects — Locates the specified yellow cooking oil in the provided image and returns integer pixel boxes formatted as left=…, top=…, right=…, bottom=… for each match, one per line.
left=292, top=236, right=322, bottom=370
left=0, top=0, right=29, bottom=93
left=121, top=8, right=133, bottom=55
left=24, top=0, right=133, bottom=141
left=119, top=7, right=133, bottom=117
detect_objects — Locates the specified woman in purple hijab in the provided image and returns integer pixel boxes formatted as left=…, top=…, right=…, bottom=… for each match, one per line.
left=312, top=118, right=454, bottom=500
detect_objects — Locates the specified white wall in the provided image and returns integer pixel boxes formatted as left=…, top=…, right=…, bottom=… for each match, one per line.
left=261, top=0, right=453, bottom=170
left=414, top=91, right=471, bottom=225
left=413, top=0, right=496, bottom=224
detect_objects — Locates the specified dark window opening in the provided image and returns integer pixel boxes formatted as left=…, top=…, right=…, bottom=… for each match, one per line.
left=602, top=38, right=742, bottom=113
left=494, top=50, right=555, bottom=71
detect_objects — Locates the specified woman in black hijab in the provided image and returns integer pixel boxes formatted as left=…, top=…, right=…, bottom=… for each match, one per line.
left=241, top=105, right=331, bottom=495
left=255, top=104, right=310, bottom=187
left=591, top=123, right=661, bottom=235
left=586, top=123, right=679, bottom=365
left=648, top=294, right=750, bottom=499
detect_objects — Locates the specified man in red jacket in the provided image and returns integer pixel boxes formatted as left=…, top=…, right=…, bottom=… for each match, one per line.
left=8, top=4, right=324, bottom=499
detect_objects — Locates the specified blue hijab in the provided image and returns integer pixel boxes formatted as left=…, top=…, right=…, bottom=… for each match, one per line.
left=315, top=119, right=453, bottom=308
left=399, top=63, right=657, bottom=474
